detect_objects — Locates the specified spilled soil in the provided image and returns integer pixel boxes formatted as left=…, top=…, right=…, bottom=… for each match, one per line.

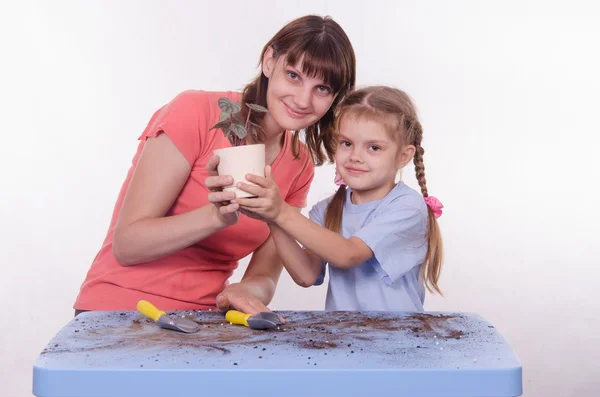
left=41, top=311, right=466, bottom=357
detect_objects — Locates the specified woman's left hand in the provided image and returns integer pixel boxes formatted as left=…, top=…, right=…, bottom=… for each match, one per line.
left=216, top=281, right=285, bottom=324
left=235, top=165, right=285, bottom=223
left=216, top=283, right=270, bottom=314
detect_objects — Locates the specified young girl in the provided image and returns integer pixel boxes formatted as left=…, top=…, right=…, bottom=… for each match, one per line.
left=73, top=15, right=356, bottom=316
left=236, top=86, right=444, bottom=311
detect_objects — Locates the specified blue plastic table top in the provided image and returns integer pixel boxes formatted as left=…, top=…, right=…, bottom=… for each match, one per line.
left=33, top=310, right=522, bottom=397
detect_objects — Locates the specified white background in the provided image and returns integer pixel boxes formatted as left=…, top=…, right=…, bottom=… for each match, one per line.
left=1, top=1, right=599, bottom=396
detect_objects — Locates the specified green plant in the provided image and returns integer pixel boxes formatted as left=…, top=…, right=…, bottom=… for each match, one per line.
left=210, top=98, right=268, bottom=146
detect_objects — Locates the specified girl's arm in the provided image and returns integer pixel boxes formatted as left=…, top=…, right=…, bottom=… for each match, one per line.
left=239, top=205, right=323, bottom=288
left=274, top=205, right=372, bottom=269
left=236, top=167, right=373, bottom=269
left=113, top=133, right=238, bottom=265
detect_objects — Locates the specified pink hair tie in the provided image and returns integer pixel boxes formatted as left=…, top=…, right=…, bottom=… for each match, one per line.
left=424, top=196, right=444, bottom=218
left=334, top=171, right=346, bottom=186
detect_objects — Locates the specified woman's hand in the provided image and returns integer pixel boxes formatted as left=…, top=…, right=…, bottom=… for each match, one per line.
left=205, top=155, right=239, bottom=226
left=235, top=166, right=286, bottom=223
left=216, top=282, right=270, bottom=314
left=216, top=281, right=285, bottom=324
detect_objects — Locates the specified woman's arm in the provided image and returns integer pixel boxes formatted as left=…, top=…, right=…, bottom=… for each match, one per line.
left=113, top=133, right=239, bottom=265
left=215, top=233, right=283, bottom=316
left=241, top=206, right=323, bottom=287
left=268, top=222, right=323, bottom=288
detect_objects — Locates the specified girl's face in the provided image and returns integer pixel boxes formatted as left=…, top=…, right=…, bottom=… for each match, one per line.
left=335, top=115, right=415, bottom=202
left=261, top=48, right=336, bottom=134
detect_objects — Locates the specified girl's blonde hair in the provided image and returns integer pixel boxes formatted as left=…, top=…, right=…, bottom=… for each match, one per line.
left=324, top=86, right=444, bottom=294
left=241, top=15, right=356, bottom=166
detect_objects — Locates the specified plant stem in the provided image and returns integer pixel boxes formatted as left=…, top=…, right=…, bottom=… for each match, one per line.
left=245, top=108, right=252, bottom=130
left=243, top=108, right=252, bottom=146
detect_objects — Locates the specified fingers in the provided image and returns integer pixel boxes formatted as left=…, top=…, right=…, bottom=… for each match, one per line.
left=219, top=202, right=239, bottom=214
left=208, top=190, right=236, bottom=204
left=206, top=155, right=220, bottom=175
left=242, top=299, right=285, bottom=325
left=229, top=296, right=285, bottom=324
left=236, top=182, right=264, bottom=197
left=247, top=166, right=273, bottom=183
left=276, top=313, right=286, bottom=325
left=205, top=175, right=233, bottom=191
left=244, top=173, right=269, bottom=187
left=219, top=294, right=256, bottom=315
left=236, top=198, right=266, bottom=209
left=239, top=298, right=267, bottom=315
left=218, top=289, right=285, bottom=325
left=216, top=293, right=230, bottom=313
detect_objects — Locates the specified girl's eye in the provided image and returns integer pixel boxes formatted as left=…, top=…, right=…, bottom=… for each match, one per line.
left=340, top=141, right=351, bottom=147
left=287, top=71, right=299, bottom=80
left=369, top=145, right=381, bottom=152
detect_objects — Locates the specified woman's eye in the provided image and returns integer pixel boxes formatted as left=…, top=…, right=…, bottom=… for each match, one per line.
left=287, top=71, right=299, bottom=80
left=316, top=85, right=331, bottom=94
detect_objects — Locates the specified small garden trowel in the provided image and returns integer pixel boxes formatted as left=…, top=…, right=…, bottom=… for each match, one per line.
left=137, top=300, right=200, bottom=333
left=226, top=310, right=282, bottom=330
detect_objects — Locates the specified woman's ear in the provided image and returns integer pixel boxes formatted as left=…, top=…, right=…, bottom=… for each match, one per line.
left=397, top=144, right=416, bottom=169
left=262, top=46, right=276, bottom=78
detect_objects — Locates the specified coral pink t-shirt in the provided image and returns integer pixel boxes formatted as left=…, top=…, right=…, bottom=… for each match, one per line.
left=74, top=90, right=315, bottom=310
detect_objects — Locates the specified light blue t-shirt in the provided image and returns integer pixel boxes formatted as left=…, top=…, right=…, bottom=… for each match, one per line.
left=309, top=182, right=429, bottom=312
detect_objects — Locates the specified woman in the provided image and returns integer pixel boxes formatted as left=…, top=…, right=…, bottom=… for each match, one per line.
left=73, top=15, right=357, bottom=317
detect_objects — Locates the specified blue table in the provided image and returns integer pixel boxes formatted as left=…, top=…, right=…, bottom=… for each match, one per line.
left=33, top=311, right=522, bottom=396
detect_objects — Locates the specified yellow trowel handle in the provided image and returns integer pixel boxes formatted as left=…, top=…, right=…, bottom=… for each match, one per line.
left=226, top=310, right=252, bottom=327
left=137, top=300, right=166, bottom=322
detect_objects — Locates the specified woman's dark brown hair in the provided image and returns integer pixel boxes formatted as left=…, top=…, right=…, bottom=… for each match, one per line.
left=240, top=15, right=356, bottom=166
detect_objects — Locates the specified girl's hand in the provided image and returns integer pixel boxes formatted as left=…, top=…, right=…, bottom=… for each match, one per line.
left=235, top=166, right=285, bottom=223
left=238, top=208, right=267, bottom=222
left=205, top=155, right=239, bottom=226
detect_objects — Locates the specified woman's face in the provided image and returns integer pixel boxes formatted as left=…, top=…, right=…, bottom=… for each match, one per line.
left=262, top=48, right=337, bottom=133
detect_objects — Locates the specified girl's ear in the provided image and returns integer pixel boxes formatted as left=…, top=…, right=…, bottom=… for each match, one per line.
left=397, top=144, right=416, bottom=169
left=262, top=46, right=277, bottom=78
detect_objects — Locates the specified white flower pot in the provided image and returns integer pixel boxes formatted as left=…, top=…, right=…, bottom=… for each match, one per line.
left=213, top=144, right=265, bottom=198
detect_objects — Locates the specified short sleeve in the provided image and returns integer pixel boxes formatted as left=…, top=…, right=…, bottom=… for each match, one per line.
left=308, top=197, right=330, bottom=227
left=138, top=90, right=203, bottom=165
left=354, top=201, right=427, bottom=285
left=308, top=198, right=331, bottom=286
left=284, top=156, right=315, bottom=208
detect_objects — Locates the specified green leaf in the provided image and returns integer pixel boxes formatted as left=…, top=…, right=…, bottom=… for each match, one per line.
left=246, top=103, right=269, bottom=113
left=229, top=124, right=247, bottom=139
left=209, top=120, right=231, bottom=131
left=218, top=97, right=241, bottom=114
left=219, top=112, right=231, bottom=122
